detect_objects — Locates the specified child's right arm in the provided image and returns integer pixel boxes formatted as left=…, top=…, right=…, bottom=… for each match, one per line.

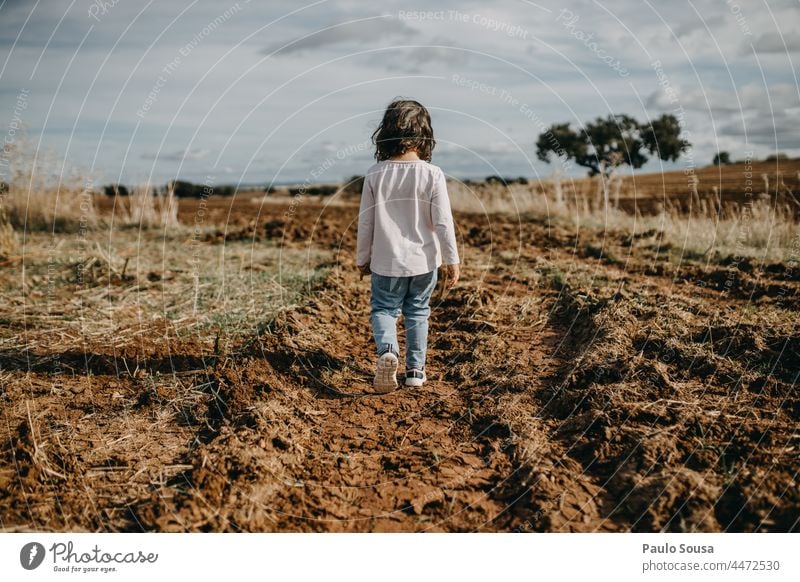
left=356, top=175, right=374, bottom=276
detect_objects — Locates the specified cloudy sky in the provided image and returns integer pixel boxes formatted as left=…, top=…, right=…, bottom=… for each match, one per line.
left=1, top=0, right=798, bottom=186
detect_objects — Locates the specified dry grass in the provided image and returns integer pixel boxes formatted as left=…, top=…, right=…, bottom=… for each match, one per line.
left=115, top=182, right=179, bottom=229
left=5, top=180, right=98, bottom=234
left=0, top=135, right=180, bottom=236
left=0, top=227, right=331, bottom=354
left=448, top=174, right=798, bottom=264
left=0, top=205, right=17, bottom=259
left=1, top=137, right=98, bottom=233
left=610, top=202, right=798, bottom=264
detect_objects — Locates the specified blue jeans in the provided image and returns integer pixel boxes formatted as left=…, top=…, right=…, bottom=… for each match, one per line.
left=370, top=270, right=437, bottom=371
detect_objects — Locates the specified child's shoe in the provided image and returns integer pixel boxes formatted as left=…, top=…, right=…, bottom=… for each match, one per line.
left=373, top=351, right=399, bottom=393
left=404, top=368, right=426, bottom=387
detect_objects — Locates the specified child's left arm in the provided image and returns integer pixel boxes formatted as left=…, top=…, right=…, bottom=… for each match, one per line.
left=431, top=168, right=460, bottom=266
left=356, top=175, right=374, bottom=278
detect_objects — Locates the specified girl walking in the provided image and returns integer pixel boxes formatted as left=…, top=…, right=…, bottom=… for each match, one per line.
left=356, top=99, right=460, bottom=392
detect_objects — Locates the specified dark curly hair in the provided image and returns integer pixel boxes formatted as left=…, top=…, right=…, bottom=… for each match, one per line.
left=372, top=99, right=435, bottom=162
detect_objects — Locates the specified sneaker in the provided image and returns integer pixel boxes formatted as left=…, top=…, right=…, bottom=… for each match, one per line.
left=404, top=368, right=426, bottom=387
left=373, top=351, right=399, bottom=393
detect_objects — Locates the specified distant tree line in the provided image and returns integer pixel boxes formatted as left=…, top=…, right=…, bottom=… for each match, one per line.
left=288, top=184, right=338, bottom=196
left=103, top=180, right=236, bottom=198
left=713, top=151, right=732, bottom=166
left=485, top=175, right=529, bottom=185
left=97, top=146, right=797, bottom=200
left=714, top=151, right=792, bottom=166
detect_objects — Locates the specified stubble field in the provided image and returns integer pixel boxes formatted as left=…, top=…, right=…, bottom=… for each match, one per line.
left=1, top=165, right=799, bottom=532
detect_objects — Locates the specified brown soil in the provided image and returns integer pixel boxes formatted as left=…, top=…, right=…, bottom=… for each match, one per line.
left=1, top=200, right=798, bottom=532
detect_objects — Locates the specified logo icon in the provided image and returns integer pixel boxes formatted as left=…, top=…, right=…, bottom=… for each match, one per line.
left=20, top=542, right=46, bottom=570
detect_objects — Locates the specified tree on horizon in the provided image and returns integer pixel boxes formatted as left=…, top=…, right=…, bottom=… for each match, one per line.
left=536, top=113, right=690, bottom=177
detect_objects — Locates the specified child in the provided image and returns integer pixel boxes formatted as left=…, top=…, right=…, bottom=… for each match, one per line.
left=356, top=99, right=460, bottom=391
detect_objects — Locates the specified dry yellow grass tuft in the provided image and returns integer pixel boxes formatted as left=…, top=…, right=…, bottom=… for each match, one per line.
left=1, top=134, right=181, bottom=239
left=115, top=182, right=179, bottom=229
left=0, top=204, right=18, bottom=259
left=2, top=136, right=98, bottom=233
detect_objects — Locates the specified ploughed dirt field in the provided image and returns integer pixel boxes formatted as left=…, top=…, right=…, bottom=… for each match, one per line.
left=1, top=194, right=798, bottom=532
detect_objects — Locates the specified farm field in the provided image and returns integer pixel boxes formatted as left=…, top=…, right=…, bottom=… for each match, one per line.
left=1, top=166, right=799, bottom=532
left=449, top=158, right=800, bottom=218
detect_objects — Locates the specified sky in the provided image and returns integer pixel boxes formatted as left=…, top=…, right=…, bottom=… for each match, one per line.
left=1, top=0, right=798, bottom=186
